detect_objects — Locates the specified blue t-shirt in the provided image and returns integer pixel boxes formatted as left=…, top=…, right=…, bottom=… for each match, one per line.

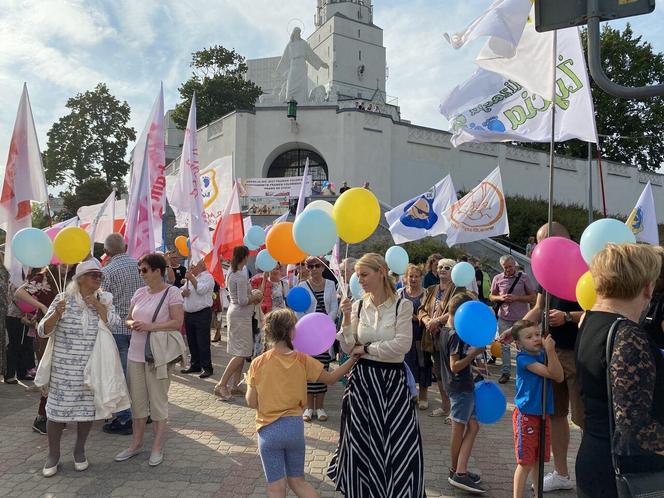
left=515, top=350, right=554, bottom=415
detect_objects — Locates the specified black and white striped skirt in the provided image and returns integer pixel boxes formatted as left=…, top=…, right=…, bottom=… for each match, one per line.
left=327, top=359, right=426, bottom=497
left=307, top=352, right=331, bottom=394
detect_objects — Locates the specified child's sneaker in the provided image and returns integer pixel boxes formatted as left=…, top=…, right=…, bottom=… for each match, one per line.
left=449, top=468, right=481, bottom=484
left=542, top=471, right=574, bottom=491
left=449, top=472, right=486, bottom=494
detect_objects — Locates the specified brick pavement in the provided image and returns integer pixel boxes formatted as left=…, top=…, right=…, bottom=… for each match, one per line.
left=0, top=337, right=580, bottom=497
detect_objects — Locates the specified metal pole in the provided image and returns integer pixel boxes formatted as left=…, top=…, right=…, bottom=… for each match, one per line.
left=587, top=142, right=593, bottom=225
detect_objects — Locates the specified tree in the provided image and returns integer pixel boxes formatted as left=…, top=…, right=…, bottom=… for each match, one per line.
left=518, top=24, right=664, bottom=171
left=172, top=45, right=263, bottom=129
left=31, top=203, right=51, bottom=229
left=60, top=177, right=113, bottom=219
left=43, top=83, right=136, bottom=188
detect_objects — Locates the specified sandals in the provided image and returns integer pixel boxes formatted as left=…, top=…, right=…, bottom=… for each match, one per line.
left=429, top=408, right=450, bottom=417
left=214, top=385, right=234, bottom=401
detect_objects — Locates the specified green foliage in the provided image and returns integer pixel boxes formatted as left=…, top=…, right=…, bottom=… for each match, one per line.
left=363, top=238, right=463, bottom=265
left=43, top=83, right=136, bottom=188
left=172, top=45, right=263, bottom=129
left=31, top=203, right=50, bottom=229
left=60, top=177, right=113, bottom=219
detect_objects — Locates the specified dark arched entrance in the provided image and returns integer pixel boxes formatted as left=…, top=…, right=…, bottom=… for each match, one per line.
left=267, top=149, right=328, bottom=182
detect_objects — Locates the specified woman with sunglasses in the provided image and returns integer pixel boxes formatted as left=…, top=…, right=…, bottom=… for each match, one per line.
left=37, top=258, right=124, bottom=477
left=298, top=256, right=338, bottom=422
left=250, top=262, right=289, bottom=356
left=115, top=253, right=185, bottom=467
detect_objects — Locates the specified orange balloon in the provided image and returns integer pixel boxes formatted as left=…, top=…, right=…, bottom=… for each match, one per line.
left=175, top=235, right=189, bottom=257
left=265, top=222, right=307, bottom=264
left=490, top=340, right=502, bottom=358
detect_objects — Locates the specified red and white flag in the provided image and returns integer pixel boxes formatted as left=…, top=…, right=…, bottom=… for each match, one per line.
left=78, top=192, right=125, bottom=245
left=168, top=94, right=211, bottom=262
left=0, top=84, right=49, bottom=285
left=126, top=85, right=166, bottom=258
left=205, top=182, right=244, bottom=286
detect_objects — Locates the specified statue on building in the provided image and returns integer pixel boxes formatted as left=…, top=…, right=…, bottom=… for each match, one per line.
left=276, top=27, right=328, bottom=104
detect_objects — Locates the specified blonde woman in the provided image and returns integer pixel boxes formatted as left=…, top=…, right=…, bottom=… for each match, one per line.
left=329, top=253, right=425, bottom=497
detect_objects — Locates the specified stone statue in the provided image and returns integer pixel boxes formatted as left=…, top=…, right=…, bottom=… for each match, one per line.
left=276, top=27, right=328, bottom=104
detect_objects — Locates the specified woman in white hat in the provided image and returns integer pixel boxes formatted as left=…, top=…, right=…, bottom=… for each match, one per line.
left=37, top=258, right=123, bottom=477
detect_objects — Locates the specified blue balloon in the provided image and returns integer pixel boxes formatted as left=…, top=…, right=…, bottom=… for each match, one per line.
left=246, top=225, right=266, bottom=247
left=474, top=380, right=507, bottom=424
left=243, top=233, right=259, bottom=251
left=256, top=249, right=277, bottom=272
left=293, top=208, right=337, bottom=256
left=349, top=272, right=364, bottom=300
left=385, top=245, right=409, bottom=275
left=287, top=287, right=312, bottom=312
left=453, top=300, right=497, bottom=348
left=580, top=218, right=636, bottom=265
left=451, top=262, right=475, bottom=287
left=11, top=228, right=53, bottom=268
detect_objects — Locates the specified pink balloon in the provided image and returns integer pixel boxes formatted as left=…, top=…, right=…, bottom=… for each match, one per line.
left=531, top=237, right=588, bottom=302
left=293, top=312, right=337, bottom=356
left=45, top=227, right=63, bottom=265
left=16, top=300, right=37, bottom=314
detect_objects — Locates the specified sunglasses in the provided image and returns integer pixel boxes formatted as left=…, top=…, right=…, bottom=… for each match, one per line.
left=138, top=267, right=151, bottom=274
left=83, top=272, right=103, bottom=279
left=306, top=263, right=322, bottom=269
left=438, top=266, right=452, bottom=271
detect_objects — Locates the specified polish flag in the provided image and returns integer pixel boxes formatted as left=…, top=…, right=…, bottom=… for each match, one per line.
left=0, top=84, right=49, bottom=285
left=204, top=182, right=244, bottom=286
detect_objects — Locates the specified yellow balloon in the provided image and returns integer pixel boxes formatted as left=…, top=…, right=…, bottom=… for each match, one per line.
left=575, top=271, right=596, bottom=311
left=53, top=227, right=91, bottom=265
left=332, top=187, right=380, bottom=244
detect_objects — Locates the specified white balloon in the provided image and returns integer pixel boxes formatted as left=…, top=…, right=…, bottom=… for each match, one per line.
left=305, top=200, right=334, bottom=217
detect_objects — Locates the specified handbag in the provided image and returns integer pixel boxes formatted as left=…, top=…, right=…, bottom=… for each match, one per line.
left=492, top=272, right=522, bottom=316
left=605, top=318, right=664, bottom=498
left=144, top=287, right=172, bottom=363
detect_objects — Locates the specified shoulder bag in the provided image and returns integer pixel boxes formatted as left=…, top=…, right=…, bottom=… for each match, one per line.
left=606, top=318, right=664, bottom=497
left=144, top=287, right=172, bottom=363
left=492, top=272, right=522, bottom=316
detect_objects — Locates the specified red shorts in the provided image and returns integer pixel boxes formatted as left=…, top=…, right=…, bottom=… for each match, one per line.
left=512, top=408, right=551, bottom=465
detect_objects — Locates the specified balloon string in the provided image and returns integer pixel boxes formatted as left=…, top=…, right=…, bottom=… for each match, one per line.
left=46, top=266, right=62, bottom=295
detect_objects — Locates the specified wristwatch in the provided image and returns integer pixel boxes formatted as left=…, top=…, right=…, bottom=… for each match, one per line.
left=564, top=311, right=572, bottom=323
left=363, top=342, right=372, bottom=354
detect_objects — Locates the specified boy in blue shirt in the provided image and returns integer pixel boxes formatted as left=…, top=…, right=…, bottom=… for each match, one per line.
left=511, top=320, right=564, bottom=498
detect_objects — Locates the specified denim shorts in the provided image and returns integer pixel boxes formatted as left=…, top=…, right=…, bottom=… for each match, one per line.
left=449, top=390, right=476, bottom=424
left=257, top=416, right=306, bottom=483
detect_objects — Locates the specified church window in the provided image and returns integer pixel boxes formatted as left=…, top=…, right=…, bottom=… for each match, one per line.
left=268, top=149, right=328, bottom=183
left=358, top=29, right=361, bottom=38
left=359, top=50, right=362, bottom=61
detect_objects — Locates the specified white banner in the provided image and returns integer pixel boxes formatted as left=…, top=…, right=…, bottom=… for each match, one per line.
left=443, top=166, right=509, bottom=246
left=201, top=155, right=233, bottom=227
left=239, top=175, right=312, bottom=198
left=243, top=196, right=290, bottom=216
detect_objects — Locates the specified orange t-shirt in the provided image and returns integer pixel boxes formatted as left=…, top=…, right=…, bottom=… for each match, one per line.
left=246, top=349, right=324, bottom=431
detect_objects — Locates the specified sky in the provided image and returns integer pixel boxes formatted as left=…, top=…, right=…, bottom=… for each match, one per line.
left=1, top=0, right=664, bottom=184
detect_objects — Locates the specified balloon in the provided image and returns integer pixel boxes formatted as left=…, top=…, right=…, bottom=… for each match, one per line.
left=265, top=222, right=308, bottom=264
left=531, top=237, right=588, bottom=301
left=385, top=246, right=409, bottom=275
left=305, top=200, right=334, bottom=217
left=16, top=300, right=37, bottom=314
left=256, top=249, right=277, bottom=272
left=349, top=272, right=364, bottom=300
left=332, top=188, right=380, bottom=244
left=451, top=262, right=475, bottom=287
left=490, top=340, right=502, bottom=358
left=175, top=236, right=189, bottom=257
left=474, top=380, right=507, bottom=424
left=11, top=228, right=53, bottom=268
left=453, top=300, right=497, bottom=348
left=580, top=218, right=636, bottom=265
left=576, top=271, right=597, bottom=311
left=293, top=312, right=337, bottom=356
left=243, top=233, right=259, bottom=251
left=293, top=209, right=337, bottom=256
left=45, top=226, right=64, bottom=264
left=53, top=227, right=90, bottom=265
left=246, top=225, right=266, bottom=247
left=287, top=286, right=312, bottom=312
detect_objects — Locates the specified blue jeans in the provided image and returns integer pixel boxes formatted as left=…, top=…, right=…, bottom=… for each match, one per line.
left=498, top=318, right=515, bottom=375
left=113, top=334, right=132, bottom=423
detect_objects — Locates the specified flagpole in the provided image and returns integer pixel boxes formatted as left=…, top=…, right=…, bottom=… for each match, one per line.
left=538, top=28, right=558, bottom=498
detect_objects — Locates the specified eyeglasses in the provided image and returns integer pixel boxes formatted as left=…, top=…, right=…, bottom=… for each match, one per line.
left=138, top=267, right=151, bottom=274
left=437, top=266, right=452, bottom=271
left=83, top=272, right=103, bottom=279
left=306, top=263, right=322, bottom=269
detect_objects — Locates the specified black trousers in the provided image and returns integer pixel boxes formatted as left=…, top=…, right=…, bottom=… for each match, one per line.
left=184, top=307, right=213, bottom=371
left=5, top=316, right=35, bottom=378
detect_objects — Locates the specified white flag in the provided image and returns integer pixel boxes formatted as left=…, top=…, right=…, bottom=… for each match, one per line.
left=295, top=158, right=310, bottom=217
left=78, top=191, right=121, bottom=246
left=443, top=167, right=509, bottom=246
left=385, top=175, right=457, bottom=244
left=168, top=94, right=211, bottom=262
left=440, top=27, right=597, bottom=147
left=627, top=182, right=659, bottom=245
left=0, top=84, right=49, bottom=285
left=443, top=0, right=531, bottom=50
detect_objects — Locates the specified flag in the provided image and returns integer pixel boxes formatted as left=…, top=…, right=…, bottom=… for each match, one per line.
left=126, top=85, right=165, bottom=257
left=201, top=155, right=233, bottom=227
left=168, top=94, right=211, bottom=262
left=0, top=84, right=49, bottom=285
left=384, top=175, right=457, bottom=244
left=627, top=181, right=659, bottom=245
left=205, top=182, right=244, bottom=286
left=78, top=195, right=125, bottom=244
left=295, top=158, right=310, bottom=217
left=443, top=0, right=531, bottom=50
left=443, top=166, right=509, bottom=246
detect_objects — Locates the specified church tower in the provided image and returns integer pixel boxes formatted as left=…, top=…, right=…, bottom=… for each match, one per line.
left=307, top=0, right=386, bottom=101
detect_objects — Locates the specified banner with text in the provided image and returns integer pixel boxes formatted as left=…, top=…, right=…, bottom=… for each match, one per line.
left=239, top=175, right=312, bottom=198
left=242, top=196, right=290, bottom=216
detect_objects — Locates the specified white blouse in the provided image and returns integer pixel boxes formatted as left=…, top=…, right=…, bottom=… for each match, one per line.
left=337, top=294, right=413, bottom=363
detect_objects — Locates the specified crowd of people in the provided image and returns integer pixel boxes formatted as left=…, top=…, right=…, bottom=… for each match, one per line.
left=2, top=221, right=664, bottom=497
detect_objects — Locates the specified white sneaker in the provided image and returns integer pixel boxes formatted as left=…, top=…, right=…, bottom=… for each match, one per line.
left=302, top=409, right=313, bottom=422
left=542, top=471, right=574, bottom=492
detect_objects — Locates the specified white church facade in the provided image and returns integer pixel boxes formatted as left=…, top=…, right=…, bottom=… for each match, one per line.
left=166, top=0, right=664, bottom=222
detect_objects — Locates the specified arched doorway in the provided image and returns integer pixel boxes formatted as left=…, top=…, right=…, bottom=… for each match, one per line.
left=267, top=149, right=328, bottom=182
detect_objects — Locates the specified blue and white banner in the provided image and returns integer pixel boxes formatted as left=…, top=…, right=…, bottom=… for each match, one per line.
left=385, top=175, right=457, bottom=244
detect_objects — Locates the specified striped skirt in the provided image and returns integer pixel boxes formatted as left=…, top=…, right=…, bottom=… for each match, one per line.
left=327, top=359, right=426, bottom=498
left=307, top=352, right=331, bottom=394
